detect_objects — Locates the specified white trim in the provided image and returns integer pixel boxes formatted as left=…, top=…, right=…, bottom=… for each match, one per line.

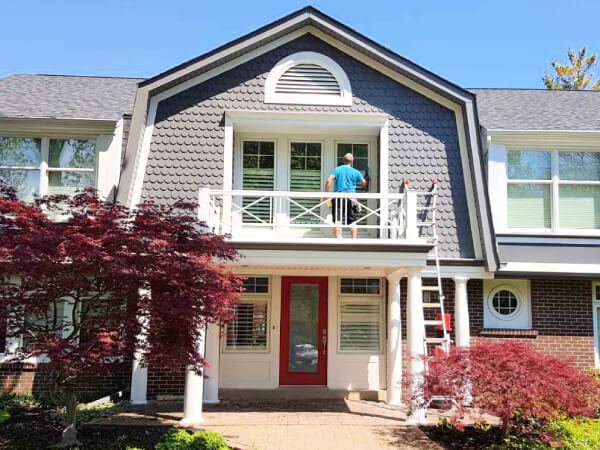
left=483, top=279, right=531, bottom=329
left=593, top=281, right=600, bottom=368
left=264, top=51, right=352, bottom=106
left=487, top=285, right=523, bottom=321
left=500, top=262, right=600, bottom=274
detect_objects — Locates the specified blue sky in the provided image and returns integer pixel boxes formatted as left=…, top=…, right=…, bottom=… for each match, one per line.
left=2, top=0, right=600, bottom=88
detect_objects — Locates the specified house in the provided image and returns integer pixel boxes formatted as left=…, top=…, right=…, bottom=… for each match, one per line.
left=1, top=6, right=599, bottom=422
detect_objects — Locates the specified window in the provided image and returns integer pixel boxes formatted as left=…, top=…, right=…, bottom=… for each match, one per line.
left=290, top=142, right=322, bottom=225
left=264, top=52, right=352, bottom=106
left=242, top=141, right=274, bottom=223
left=226, top=277, right=269, bottom=351
left=338, top=278, right=382, bottom=352
left=0, top=136, right=97, bottom=201
left=483, top=280, right=531, bottom=329
left=491, top=290, right=519, bottom=317
left=340, top=278, right=381, bottom=295
left=0, top=137, right=41, bottom=201
left=507, top=150, right=600, bottom=230
left=594, top=282, right=600, bottom=367
left=337, top=143, right=369, bottom=192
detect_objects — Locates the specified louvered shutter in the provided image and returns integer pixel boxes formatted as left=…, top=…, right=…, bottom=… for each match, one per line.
left=226, top=302, right=268, bottom=350
left=339, top=301, right=381, bottom=352
left=276, top=64, right=341, bottom=95
left=242, top=141, right=274, bottom=224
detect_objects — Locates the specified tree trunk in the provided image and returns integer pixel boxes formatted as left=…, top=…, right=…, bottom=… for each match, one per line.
left=55, top=388, right=80, bottom=447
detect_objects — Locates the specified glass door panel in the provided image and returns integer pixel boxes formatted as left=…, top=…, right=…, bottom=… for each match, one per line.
left=288, top=284, right=319, bottom=373
left=289, top=142, right=322, bottom=225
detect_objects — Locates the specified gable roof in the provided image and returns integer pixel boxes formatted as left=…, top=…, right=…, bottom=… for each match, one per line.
left=471, top=88, right=600, bottom=131
left=0, top=74, right=142, bottom=121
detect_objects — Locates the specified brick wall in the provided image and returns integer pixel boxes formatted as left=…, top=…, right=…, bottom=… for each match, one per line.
left=471, top=279, right=595, bottom=370
left=0, top=362, right=132, bottom=400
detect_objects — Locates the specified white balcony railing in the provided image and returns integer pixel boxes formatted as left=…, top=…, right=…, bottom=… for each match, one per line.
left=198, top=186, right=435, bottom=242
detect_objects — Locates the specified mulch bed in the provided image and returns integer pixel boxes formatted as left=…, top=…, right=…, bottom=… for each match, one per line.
left=0, top=406, right=171, bottom=449
left=420, top=424, right=505, bottom=449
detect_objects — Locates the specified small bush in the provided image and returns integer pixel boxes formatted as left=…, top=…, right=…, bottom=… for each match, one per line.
left=548, top=418, right=600, bottom=449
left=155, top=429, right=229, bottom=450
left=155, top=429, right=194, bottom=450
left=0, top=409, right=11, bottom=424
left=191, top=430, right=228, bottom=450
left=0, top=393, right=38, bottom=409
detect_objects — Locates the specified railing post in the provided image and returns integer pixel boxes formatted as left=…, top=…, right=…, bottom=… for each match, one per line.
left=405, top=191, right=418, bottom=240
left=198, top=186, right=211, bottom=228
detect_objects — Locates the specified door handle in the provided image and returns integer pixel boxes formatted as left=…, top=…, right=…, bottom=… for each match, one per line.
left=321, top=334, right=327, bottom=355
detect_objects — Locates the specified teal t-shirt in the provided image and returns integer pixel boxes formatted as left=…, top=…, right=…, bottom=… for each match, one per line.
left=331, top=165, right=364, bottom=192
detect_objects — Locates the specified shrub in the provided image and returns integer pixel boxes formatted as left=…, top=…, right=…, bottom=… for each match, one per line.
left=191, top=430, right=228, bottom=450
left=548, top=418, right=600, bottom=449
left=0, top=393, right=38, bottom=410
left=155, top=429, right=194, bottom=450
left=155, top=429, right=229, bottom=450
left=418, top=341, right=600, bottom=439
left=0, top=409, right=11, bottom=424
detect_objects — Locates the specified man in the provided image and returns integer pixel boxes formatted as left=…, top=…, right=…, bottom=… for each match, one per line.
left=324, top=153, right=367, bottom=239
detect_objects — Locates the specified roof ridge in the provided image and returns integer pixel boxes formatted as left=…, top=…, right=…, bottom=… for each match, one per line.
left=8, top=73, right=145, bottom=80
left=470, top=87, right=600, bottom=93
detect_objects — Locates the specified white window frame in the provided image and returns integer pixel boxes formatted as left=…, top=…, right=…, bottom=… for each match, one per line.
left=592, top=281, right=600, bottom=368
left=483, top=280, right=531, bottom=330
left=224, top=277, right=271, bottom=353
left=264, top=52, right=353, bottom=106
left=337, top=277, right=384, bottom=354
left=491, top=145, right=600, bottom=235
left=0, top=135, right=99, bottom=199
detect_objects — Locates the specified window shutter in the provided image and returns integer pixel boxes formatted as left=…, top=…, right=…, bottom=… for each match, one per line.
left=226, top=302, right=268, bottom=350
left=559, top=185, right=600, bottom=229
left=507, top=184, right=551, bottom=228
left=339, top=301, right=380, bottom=352
left=276, top=64, right=340, bottom=96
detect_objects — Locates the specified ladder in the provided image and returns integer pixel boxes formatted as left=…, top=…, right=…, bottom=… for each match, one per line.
left=415, top=180, right=451, bottom=356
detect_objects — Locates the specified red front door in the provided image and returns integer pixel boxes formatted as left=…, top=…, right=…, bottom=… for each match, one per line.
left=279, top=276, right=328, bottom=385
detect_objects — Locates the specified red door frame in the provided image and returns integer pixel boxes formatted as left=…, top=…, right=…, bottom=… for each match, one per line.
left=279, top=276, right=328, bottom=385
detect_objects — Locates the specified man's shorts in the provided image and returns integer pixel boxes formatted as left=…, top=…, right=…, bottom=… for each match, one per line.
left=331, top=198, right=358, bottom=225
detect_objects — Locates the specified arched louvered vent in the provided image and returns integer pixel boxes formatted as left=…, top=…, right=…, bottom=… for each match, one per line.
left=275, top=64, right=341, bottom=96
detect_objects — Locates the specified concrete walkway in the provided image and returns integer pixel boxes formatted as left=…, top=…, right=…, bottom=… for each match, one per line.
left=94, top=399, right=443, bottom=450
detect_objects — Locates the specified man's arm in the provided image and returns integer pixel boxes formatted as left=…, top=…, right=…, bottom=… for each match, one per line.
left=324, top=174, right=335, bottom=192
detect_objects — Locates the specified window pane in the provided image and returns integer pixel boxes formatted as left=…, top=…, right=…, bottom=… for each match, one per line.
left=243, top=277, right=270, bottom=293
left=290, top=142, right=322, bottom=225
left=340, top=301, right=380, bottom=351
left=48, top=171, right=95, bottom=196
left=0, top=137, right=41, bottom=167
left=559, top=185, right=600, bottom=229
left=49, top=139, right=95, bottom=169
left=507, top=184, right=551, bottom=228
left=0, top=169, right=40, bottom=201
left=340, top=278, right=381, bottom=295
left=559, top=152, right=600, bottom=181
left=226, top=302, right=268, bottom=350
left=507, top=151, right=551, bottom=180
left=242, top=141, right=274, bottom=223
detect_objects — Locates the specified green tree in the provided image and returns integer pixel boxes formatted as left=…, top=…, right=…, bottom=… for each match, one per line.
left=543, top=47, right=600, bottom=90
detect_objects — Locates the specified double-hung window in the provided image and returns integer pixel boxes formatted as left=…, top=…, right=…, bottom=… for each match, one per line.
left=0, top=137, right=97, bottom=201
left=338, top=278, right=383, bottom=353
left=507, top=150, right=600, bottom=230
left=241, top=141, right=274, bottom=223
left=225, top=277, right=269, bottom=351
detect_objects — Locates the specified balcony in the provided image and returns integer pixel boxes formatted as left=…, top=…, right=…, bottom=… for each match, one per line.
left=198, top=185, right=437, bottom=246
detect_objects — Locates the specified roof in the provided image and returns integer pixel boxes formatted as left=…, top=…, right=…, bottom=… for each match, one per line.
left=470, top=88, right=600, bottom=131
left=0, top=74, right=143, bottom=121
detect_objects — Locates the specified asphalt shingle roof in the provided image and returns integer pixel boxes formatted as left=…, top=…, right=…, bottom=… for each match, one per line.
left=0, top=74, right=143, bottom=121
left=470, top=88, right=600, bottom=131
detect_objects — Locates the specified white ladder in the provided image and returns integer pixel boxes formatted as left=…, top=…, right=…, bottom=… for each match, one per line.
left=415, top=181, right=451, bottom=356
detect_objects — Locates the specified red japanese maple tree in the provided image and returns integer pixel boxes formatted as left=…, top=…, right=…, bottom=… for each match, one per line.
left=419, top=341, right=600, bottom=440
left=0, top=183, right=241, bottom=446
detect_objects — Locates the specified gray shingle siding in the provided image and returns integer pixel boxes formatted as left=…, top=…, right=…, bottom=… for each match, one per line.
left=143, top=34, right=474, bottom=258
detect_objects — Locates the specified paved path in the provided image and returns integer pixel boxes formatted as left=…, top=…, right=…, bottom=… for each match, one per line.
left=95, top=399, right=443, bottom=450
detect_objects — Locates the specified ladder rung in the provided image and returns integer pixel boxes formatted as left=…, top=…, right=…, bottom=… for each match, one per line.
left=424, top=320, right=443, bottom=326
left=422, top=286, right=439, bottom=291
left=423, top=303, right=441, bottom=308
left=425, top=337, right=450, bottom=344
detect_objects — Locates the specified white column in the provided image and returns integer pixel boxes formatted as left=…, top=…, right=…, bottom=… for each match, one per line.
left=130, top=288, right=149, bottom=405
left=386, top=270, right=403, bottom=405
left=181, top=327, right=206, bottom=425
left=454, top=277, right=470, bottom=348
left=406, top=267, right=426, bottom=423
left=203, top=323, right=220, bottom=404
